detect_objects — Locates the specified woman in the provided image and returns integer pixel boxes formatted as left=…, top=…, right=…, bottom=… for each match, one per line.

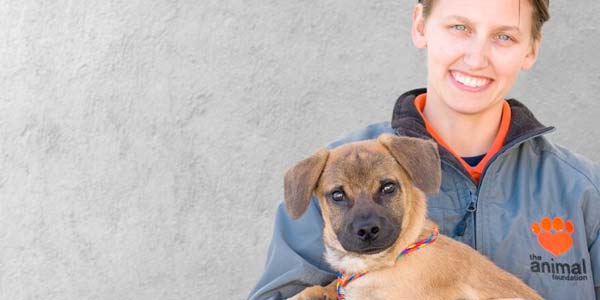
left=249, top=0, right=600, bottom=299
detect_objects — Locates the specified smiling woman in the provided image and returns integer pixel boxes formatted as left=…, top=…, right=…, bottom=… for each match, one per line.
left=248, top=1, right=600, bottom=300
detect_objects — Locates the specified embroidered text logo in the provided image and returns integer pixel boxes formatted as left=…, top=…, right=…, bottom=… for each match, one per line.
left=529, top=217, right=589, bottom=282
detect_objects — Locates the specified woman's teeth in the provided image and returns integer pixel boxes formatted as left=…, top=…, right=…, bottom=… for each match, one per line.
left=452, top=71, right=490, bottom=88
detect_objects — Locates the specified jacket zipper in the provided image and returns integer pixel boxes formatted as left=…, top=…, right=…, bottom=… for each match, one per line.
left=454, top=194, right=478, bottom=237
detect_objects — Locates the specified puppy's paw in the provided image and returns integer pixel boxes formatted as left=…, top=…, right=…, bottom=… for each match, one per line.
left=286, top=282, right=337, bottom=300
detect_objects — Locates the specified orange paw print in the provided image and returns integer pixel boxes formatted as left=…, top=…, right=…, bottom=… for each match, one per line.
left=531, top=217, right=574, bottom=257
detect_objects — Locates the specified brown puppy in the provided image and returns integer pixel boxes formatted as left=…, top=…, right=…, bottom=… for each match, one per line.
left=284, top=134, right=541, bottom=300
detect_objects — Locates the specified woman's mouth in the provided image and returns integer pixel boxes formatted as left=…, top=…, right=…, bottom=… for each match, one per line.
left=450, top=70, right=493, bottom=91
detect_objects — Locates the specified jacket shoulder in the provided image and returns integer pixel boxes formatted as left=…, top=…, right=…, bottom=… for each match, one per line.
left=536, top=137, right=600, bottom=193
left=326, top=122, right=394, bottom=149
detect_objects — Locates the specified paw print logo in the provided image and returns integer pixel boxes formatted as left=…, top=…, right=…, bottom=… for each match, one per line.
left=531, top=217, right=574, bottom=257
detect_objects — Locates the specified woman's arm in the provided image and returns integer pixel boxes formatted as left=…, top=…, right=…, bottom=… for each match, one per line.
left=248, top=199, right=335, bottom=300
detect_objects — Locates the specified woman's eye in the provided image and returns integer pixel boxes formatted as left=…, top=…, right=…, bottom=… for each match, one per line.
left=381, top=182, right=396, bottom=194
left=331, top=191, right=345, bottom=202
left=452, top=24, right=467, bottom=31
left=497, top=34, right=512, bottom=41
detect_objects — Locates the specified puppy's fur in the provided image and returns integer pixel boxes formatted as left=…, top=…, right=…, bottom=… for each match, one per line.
left=285, top=134, right=541, bottom=300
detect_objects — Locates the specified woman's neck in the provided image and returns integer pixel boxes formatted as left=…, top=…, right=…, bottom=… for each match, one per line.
left=423, top=98, right=504, bottom=158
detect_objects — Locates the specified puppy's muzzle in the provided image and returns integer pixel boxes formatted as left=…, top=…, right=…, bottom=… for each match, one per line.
left=340, top=213, right=400, bottom=255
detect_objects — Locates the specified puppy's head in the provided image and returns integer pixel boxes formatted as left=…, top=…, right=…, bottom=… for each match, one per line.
left=284, top=134, right=441, bottom=270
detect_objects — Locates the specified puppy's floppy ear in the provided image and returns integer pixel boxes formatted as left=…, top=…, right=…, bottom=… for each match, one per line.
left=284, top=149, right=330, bottom=219
left=377, top=134, right=441, bottom=194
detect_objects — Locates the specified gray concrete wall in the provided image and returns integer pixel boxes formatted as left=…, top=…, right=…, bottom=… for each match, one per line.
left=1, top=0, right=598, bottom=299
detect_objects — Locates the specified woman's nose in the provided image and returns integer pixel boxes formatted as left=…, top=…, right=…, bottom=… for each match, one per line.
left=463, top=37, right=490, bottom=70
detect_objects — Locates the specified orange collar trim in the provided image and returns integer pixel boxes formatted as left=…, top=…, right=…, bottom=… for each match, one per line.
left=414, top=94, right=511, bottom=182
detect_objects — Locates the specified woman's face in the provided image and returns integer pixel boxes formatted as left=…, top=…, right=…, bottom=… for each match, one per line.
left=412, top=0, right=541, bottom=116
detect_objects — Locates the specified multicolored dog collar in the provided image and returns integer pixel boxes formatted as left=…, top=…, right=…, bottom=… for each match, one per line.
left=396, top=227, right=439, bottom=259
left=336, top=271, right=367, bottom=300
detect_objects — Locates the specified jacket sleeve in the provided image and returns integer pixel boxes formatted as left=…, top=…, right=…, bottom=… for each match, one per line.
left=247, top=198, right=336, bottom=300
left=591, top=221, right=600, bottom=300
left=589, top=165, right=600, bottom=300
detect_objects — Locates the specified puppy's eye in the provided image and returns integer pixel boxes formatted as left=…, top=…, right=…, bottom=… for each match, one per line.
left=381, top=182, right=396, bottom=194
left=331, top=191, right=346, bottom=202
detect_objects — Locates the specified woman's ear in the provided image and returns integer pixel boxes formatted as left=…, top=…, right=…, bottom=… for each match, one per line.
left=522, top=34, right=542, bottom=70
left=411, top=4, right=427, bottom=48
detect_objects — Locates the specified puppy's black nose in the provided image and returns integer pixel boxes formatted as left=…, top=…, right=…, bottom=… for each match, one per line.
left=353, top=220, right=381, bottom=241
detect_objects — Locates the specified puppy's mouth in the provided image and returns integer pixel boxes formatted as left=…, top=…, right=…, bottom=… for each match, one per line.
left=353, top=245, right=390, bottom=255
left=338, top=229, right=399, bottom=255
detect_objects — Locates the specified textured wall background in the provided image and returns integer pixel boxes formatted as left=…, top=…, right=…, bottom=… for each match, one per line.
left=0, top=0, right=598, bottom=299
